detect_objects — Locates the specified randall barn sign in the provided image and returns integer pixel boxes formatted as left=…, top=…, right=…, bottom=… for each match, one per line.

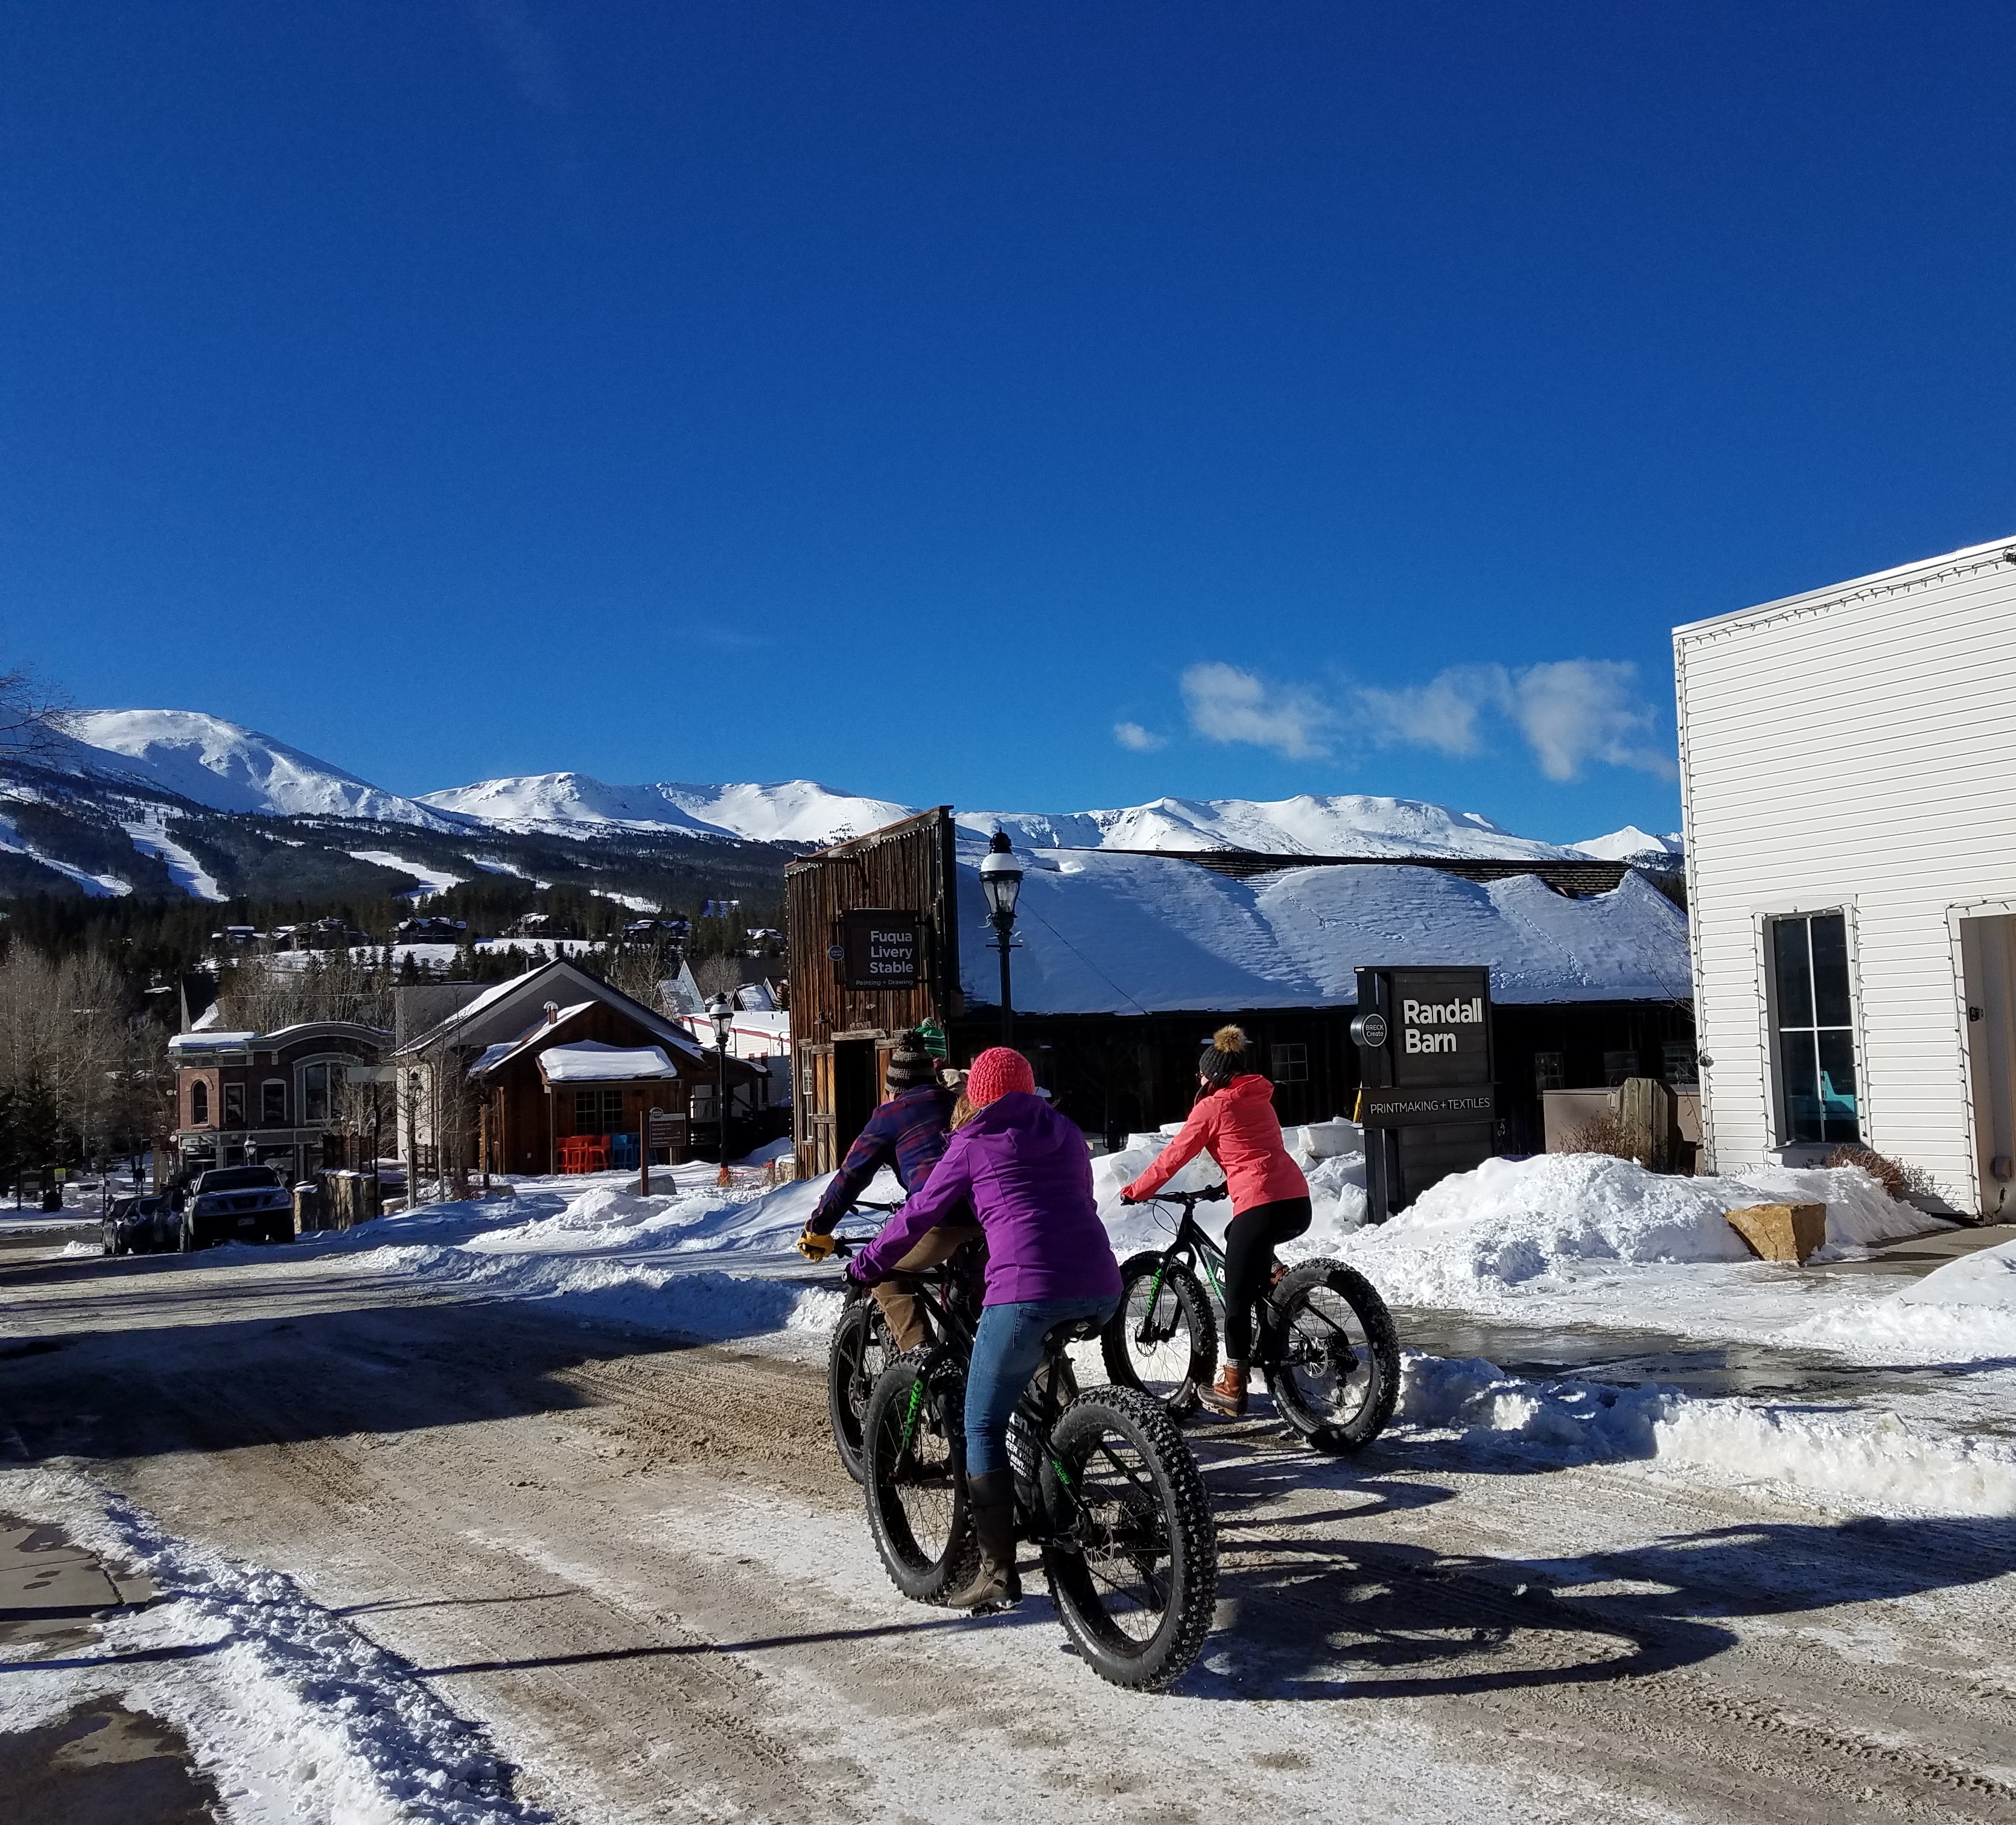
left=1353, top=964, right=1496, bottom=1221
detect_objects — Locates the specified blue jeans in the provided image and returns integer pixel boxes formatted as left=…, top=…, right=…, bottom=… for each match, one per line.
left=964, top=1295, right=1117, bottom=1479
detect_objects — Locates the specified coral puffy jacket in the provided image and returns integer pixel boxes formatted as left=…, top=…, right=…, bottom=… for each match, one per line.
left=1121, top=1074, right=1309, bottom=1214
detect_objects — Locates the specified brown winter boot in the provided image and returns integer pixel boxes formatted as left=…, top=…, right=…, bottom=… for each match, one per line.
left=1198, top=1362, right=1249, bottom=1417
left=947, top=1471, right=1022, bottom=1611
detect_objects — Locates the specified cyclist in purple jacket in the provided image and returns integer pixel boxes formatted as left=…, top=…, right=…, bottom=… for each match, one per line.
left=848, top=1046, right=1121, bottom=1609
left=797, top=1032, right=976, bottom=1351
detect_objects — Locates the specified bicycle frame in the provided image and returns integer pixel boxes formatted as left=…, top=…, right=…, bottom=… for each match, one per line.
left=1129, top=1190, right=1288, bottom=1362
left=832, top=1225, right=1131, bottom=1550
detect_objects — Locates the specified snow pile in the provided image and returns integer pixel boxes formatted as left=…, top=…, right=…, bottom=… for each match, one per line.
left=1398, top=1354, right=2016, bottom=1518
left=1335, top=1154, right=1935, bottom=1313
left=371, top=1243, right=844, bottom=1347
left=1795, top=1234, right=2016, bottom=1363
left=0, top=1471, right=549, bottom=1823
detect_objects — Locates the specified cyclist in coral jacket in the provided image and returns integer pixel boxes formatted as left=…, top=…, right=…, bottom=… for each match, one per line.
left=1121, top=1025, right=1310, bottom=1416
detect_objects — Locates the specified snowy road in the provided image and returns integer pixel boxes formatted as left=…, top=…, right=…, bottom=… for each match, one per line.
left=4, top=1232, right=2015, bottom=1823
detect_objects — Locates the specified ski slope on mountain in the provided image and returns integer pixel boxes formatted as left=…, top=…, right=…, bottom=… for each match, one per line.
left=63, top=711, right=454, bottom=827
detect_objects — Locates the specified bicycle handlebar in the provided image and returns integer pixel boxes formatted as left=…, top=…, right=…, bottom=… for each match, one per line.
left=1125, top=1183, right=1228, bottom=1208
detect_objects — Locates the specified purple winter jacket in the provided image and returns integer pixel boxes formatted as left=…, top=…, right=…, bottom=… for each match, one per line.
left=847, top=1091, right=1122, bottom=1308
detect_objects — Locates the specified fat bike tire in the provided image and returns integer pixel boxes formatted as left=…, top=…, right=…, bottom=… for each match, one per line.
left=862, top=1348, right=980, bottom=1605
left=1041, top=1383, right=1218, bottom=1692
left=1101, top=1255, right=1217, bottom=1412
left=1264, top=1260, right=1401, bottom=1451
left=827, top=1296, right=897, bottom=1483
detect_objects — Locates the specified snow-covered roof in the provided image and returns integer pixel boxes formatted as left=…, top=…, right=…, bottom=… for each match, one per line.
left=467, top=1042, right=517, bottom=1079
left=395, top=957, right=709, bottom=1063
left=956, top=850, right=1691, bottom=1015
left=169, top=1030, right=257, bottom=1051
left=538, top=1042, right=676, bottom=1084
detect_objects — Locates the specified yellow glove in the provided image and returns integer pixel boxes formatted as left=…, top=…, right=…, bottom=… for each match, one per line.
left=797, top=1228, right=839, bottom=1261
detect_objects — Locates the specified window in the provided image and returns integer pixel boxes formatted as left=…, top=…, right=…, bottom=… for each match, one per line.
left=1270, top=1042, right=1308, bottom=1084
left=1661, top=1043, right=1699, bottom=1085
left=302, top=1062, right=335, bottom=1125
left=223, top=1082, right=246, bottom=1125
left=1602, top=1051, right=1638, bottom=1087
left=1770, top=912, right=1860, bottom=1144
left=1533, top=1051, right=1565, bottom=1093
left=262, top=1080, right=287, bottom=1124
left=189, top=1080, right=209, bottom=1126
left=573, top=1088, right=626, bottom=1132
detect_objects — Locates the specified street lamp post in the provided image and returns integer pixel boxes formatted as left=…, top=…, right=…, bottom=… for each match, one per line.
left=979, top=830, right=1024, bottom=1046
left=707, top=992, right=735, bottom=1187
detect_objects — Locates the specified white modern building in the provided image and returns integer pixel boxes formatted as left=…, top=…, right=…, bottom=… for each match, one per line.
left=1675, top=533, right=2016, bottom=1217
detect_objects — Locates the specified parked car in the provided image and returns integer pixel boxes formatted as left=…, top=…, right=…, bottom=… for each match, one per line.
left=185, top=1165, right=295, bottom=1247
left=101, top=1196, right=173, bottom=1256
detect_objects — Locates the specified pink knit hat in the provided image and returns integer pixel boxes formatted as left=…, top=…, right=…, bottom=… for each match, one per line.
left=964, top=1046, right=1035, bottom=1107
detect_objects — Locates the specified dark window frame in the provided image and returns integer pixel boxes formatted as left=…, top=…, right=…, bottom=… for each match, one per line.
left=1767, top=909, right=1862, bottom=1146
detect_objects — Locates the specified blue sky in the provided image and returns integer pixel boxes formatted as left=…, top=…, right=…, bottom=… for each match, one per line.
left=5, top=3, right=2015, bottom=842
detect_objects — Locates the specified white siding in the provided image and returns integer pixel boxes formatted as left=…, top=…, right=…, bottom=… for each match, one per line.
left=1674, top=537, right=2016, bottom=1212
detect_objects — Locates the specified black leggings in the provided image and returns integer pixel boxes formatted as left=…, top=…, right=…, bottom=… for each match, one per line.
left=1221, top=1196, right=1312, bottom=1362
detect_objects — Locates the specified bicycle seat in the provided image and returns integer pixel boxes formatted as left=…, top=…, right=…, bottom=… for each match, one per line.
left=1041, top=1314, right=1106, bottom=1352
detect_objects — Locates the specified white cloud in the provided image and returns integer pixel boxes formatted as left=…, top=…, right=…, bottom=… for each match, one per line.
left=1180, top=663, right=1333, bottom=760
left=1355, top=667, right=1497, bottom=758
left=1113, top=721, right=1167, bottom=752
left=1505, top=660, right=1675, bottom=782
left=1179, top=653, right=1674, bottom=782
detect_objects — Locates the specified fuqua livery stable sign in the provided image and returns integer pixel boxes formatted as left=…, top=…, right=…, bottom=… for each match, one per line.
left=1352, top=964, right=1496, bottom=1221
left=838, top=909, right=923, bottom=992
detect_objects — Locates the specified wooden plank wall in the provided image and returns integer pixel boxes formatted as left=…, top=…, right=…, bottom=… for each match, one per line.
left=786, top=807, right=961, bottom=1176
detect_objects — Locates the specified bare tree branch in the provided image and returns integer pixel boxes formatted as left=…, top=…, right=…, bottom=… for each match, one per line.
left=0, top=660, right=74, bottom=760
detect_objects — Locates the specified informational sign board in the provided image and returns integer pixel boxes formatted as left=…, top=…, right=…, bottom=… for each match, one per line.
left=838, top=909, right=923, bottom=992
left=1353, top=965, right=1496, bottom=1222
left=647, top=1109, right=687, bottom=1147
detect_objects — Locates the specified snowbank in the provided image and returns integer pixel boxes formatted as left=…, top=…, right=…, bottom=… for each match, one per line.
left=1334, top=1154, right=1938, bottom=1314
left=0, top=1470, right=547, bottom=1823
left=1398, top=1353, right=2016, bottom=1518
left=1795, top=1234, right=2016, bottom=1363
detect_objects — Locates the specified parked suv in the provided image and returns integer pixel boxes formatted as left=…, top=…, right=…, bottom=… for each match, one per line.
left=185, top=1165, right=294, bottom=1248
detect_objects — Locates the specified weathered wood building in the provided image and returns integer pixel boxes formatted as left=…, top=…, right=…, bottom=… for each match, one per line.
left=395, top=959, right=769, bottom=1178
left=786, top=811, right=1695, bottom=1173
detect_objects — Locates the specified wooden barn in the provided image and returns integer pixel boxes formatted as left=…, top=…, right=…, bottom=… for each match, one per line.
left=786, top=809, right=1696, bottom=1173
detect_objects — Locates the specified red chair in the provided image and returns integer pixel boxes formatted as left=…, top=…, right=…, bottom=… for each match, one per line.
left=559, top=1135, right=611, bottom=1174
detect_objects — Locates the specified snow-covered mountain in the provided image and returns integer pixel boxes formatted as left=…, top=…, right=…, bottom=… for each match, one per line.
left=1572, top=826, right=1685, bottom=862
left=961, top=794, right=1579, bottom=861
left=62, top=710, right=456, bottom=828
left=421, top=772, right=1579, bottom=859
left=414, top=774, right=918, bottom=846
left=4, top=704, right=1673, bottom=902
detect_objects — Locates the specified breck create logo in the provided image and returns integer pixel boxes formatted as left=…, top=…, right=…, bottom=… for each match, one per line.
left=1401, top=996, right=1485, bottom=1054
